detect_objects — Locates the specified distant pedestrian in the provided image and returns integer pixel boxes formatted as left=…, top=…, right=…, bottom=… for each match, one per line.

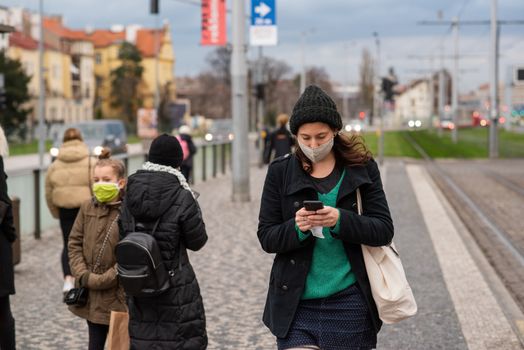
left=119, top=133, right=208, bottom=349
left=45, top=128, right=95, bottom=296
left=0, top=125, right=17, bottom=350
left=67, top=149, right=127, bottom=350
left=257, top=85, right=394, bottom=350
left=176, top=125, right=197, bottom=181
left=264, top=113, right=294, bottom=164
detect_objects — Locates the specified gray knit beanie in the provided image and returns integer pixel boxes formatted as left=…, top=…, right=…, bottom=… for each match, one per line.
left=289, top=85, right=342, bottom=135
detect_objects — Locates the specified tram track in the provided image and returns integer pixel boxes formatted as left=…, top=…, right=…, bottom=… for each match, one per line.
left=402, top=132, right=524, bottom=316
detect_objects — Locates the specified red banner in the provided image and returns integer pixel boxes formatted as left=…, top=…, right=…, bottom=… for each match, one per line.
left=201, top=0, right=226, bottom=46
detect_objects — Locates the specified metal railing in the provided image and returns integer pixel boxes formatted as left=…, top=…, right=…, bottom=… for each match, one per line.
left=6, top=141, right=232, bottom=239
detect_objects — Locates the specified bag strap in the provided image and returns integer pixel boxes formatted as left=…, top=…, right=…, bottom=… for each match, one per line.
left=129, top=215, right=182, bottom=275
left=356, top=188, right=397, bottom=254
left=93, top=214, right=120, bottom=273
left=356, top=188, right=363, bottom=216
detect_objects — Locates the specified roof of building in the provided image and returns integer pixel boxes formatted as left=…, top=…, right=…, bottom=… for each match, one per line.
left=84, top=30, right=126, bottom=48
left=135, top=28, right=165, bottom=57
left=41, top=15, right=168, bottom=55
left=9, top=31, right=38, bottom=50
left=43, top=17, right=90, bottom=41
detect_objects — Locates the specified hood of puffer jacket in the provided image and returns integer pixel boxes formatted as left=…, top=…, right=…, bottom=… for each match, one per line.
left=57, top=140, right=90, bottom=163
left=124, top=170, right=183, bottom=221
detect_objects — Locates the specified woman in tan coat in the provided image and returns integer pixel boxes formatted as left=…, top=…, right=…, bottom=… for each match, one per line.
left=68, top=150, right=127, bottom=350
left=45, top=128, right=93, bottom=294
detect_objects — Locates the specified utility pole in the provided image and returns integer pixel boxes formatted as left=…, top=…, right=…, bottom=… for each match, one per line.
left=38, top=0, right=45, bottom=169
left=451, top=17, right=459, bottom=143
left=154, top=16, right=160, bottom=114
left=489, top=0, right=499, bottom=158
left=438, top=48, right=445, bottom=137
left=231, top=0, right=250, bottom=202
left=151, top=0, right=160, bottom=114
left=418, top=16, right=524, bottom=154
left=373, top=32, right=384, bottom=165
left=256, top=47, right=265, bottom=167
left=300, top=31, right=306, bottom=94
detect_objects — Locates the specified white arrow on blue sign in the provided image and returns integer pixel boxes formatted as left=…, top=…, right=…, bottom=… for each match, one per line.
left=250, top=0, right=277, bottom=46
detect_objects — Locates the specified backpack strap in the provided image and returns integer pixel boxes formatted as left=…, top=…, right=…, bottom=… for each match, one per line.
left=129, top=215, right=182, bottom=277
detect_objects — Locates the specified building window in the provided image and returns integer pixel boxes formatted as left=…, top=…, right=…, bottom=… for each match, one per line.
left=95, top=53, right=102, bottom=65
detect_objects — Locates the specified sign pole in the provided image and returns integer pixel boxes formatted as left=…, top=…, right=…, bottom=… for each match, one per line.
left=231, top=0, right=250, bottom=202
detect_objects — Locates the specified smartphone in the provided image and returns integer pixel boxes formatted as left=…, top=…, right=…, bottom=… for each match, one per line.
left=303, top=200, right=324, bottom=211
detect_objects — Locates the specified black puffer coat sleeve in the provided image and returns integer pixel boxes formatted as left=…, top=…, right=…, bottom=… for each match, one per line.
left=0, top=157, right=15, bottom=243
left=179, top=190, right=207, bottom=251
left=258, top=161, right=314, bottom=254
left=337, top=160, right=393, bottom=246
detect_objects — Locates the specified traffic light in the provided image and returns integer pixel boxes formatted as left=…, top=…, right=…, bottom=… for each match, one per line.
left=359, top=111, right=365, bottom=120
left=150, top=0, right=159, bottom=14
left=381, top=77, right=395, bottom=102
left=255, top=83, right=265, bottom=100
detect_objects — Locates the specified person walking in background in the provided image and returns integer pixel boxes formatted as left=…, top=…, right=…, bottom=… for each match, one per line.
left=119, top=134, right=208, bottom=349
left=264, top=113, right=294, bottom=164
left=176, top=125, right=197, bottom=181
left=67, top=149, right=127, bottom=350
left=257, top=85, right=394, bottom=350
left=45, top=128, right=94, bottom=296
left=0, top=125, right=17, bottom=350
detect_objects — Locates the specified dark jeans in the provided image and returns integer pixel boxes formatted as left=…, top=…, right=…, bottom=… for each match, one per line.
left=59, top=207, right=80, bottom=277
left=0, top=295, right=15, bottom=350
left=87, top=320, right=109, bottom=350
left=181, top=164, right=192, bottom=182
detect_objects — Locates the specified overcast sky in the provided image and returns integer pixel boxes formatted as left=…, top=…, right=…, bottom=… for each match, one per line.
left=4, top=0, right=524, bottom=92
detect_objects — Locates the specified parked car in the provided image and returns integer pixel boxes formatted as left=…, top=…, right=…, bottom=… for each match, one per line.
left=204, top=119, right=234, bottom=142
left=50, top=119, right=128, bottom=160
left=344, top=120, right=365, bottom=133
left=407, top=119, right=422, bottom=128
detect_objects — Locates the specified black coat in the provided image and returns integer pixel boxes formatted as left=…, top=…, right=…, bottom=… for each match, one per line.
left=264, top=127, right=294, bottom=164
left=119, top=170, right=208, bottom=350
left=179, top=133, right=197, bottom=168
left=0, top=156, right=16, bottom=297
left=257, top=154, right=394, bottom=338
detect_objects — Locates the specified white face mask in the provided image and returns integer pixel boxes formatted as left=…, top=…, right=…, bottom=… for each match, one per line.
left=298, top=137, right=334, bottom=163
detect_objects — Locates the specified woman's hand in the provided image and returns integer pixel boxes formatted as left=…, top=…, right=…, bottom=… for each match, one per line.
left=306, top=206, right=339, bottom=228
left=295, top=207, right=315, bottom=232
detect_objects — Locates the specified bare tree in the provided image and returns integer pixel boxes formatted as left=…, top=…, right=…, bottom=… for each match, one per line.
left=358, top=48, right=375, bottom=123
left=258, top=56, right=292, bottom=125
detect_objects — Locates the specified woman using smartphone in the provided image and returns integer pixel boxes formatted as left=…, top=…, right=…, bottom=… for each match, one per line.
left=257, top=85, right=394, bottom=350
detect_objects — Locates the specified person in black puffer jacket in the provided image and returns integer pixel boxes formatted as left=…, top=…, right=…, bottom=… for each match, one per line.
left=119, top=134, right=208, bottom=350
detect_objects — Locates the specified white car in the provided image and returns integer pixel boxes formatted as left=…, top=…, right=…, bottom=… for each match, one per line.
left=344, top=121, right=364, bottom=133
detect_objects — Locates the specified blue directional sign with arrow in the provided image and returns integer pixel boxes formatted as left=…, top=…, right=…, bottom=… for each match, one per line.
left=250, top=0, right=277, bottom=46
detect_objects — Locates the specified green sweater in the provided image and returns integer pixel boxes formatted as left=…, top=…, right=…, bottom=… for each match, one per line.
left=296, top=170, right=356, bottom=299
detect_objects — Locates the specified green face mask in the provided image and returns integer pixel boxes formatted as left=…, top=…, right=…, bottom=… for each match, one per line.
left=92, top=182, right=120, bottom=203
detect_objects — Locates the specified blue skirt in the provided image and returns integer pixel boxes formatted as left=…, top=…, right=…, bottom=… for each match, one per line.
left=277, top=284, right=377, bottom=350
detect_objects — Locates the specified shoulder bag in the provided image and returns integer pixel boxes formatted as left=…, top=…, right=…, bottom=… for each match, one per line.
left=357, top=188, right=417, bottom=324
left=65, top=214, right=119, bottom=306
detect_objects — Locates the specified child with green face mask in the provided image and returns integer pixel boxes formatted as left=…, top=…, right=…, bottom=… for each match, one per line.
left=67, top=149, right=128, bottom=350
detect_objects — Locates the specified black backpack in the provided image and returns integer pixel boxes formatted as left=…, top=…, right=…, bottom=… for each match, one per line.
left=115, top=217, right=178, bottom=297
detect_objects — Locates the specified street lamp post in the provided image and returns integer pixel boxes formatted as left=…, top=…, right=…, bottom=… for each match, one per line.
left=231, top=0, right=250, bottom=202
left=373, top=32, right=384, bottom=165
left=489, top=0, right=499, bottom=158
left=38, top=0, right=45, bottom=169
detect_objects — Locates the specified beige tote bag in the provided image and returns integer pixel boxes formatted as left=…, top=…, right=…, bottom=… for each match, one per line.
left=357, top=188, right=417, bottom=324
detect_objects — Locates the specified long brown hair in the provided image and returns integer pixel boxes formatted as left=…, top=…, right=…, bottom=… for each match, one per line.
left=294, top=132, right=372, bottom=174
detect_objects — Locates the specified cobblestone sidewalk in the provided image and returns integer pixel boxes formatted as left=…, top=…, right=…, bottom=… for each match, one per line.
left=12, top=166, right=275, bottom=349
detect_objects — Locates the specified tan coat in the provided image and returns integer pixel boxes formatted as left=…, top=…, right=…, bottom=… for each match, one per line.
left=45, top=140, right=94, bottom=218
left=68, top=199, right=126, bottom=325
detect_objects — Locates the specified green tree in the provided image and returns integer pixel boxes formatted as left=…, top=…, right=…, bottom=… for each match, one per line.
left=110, top=42, right=144, bottom=127
left=0, top=51, right=32, bottom=139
